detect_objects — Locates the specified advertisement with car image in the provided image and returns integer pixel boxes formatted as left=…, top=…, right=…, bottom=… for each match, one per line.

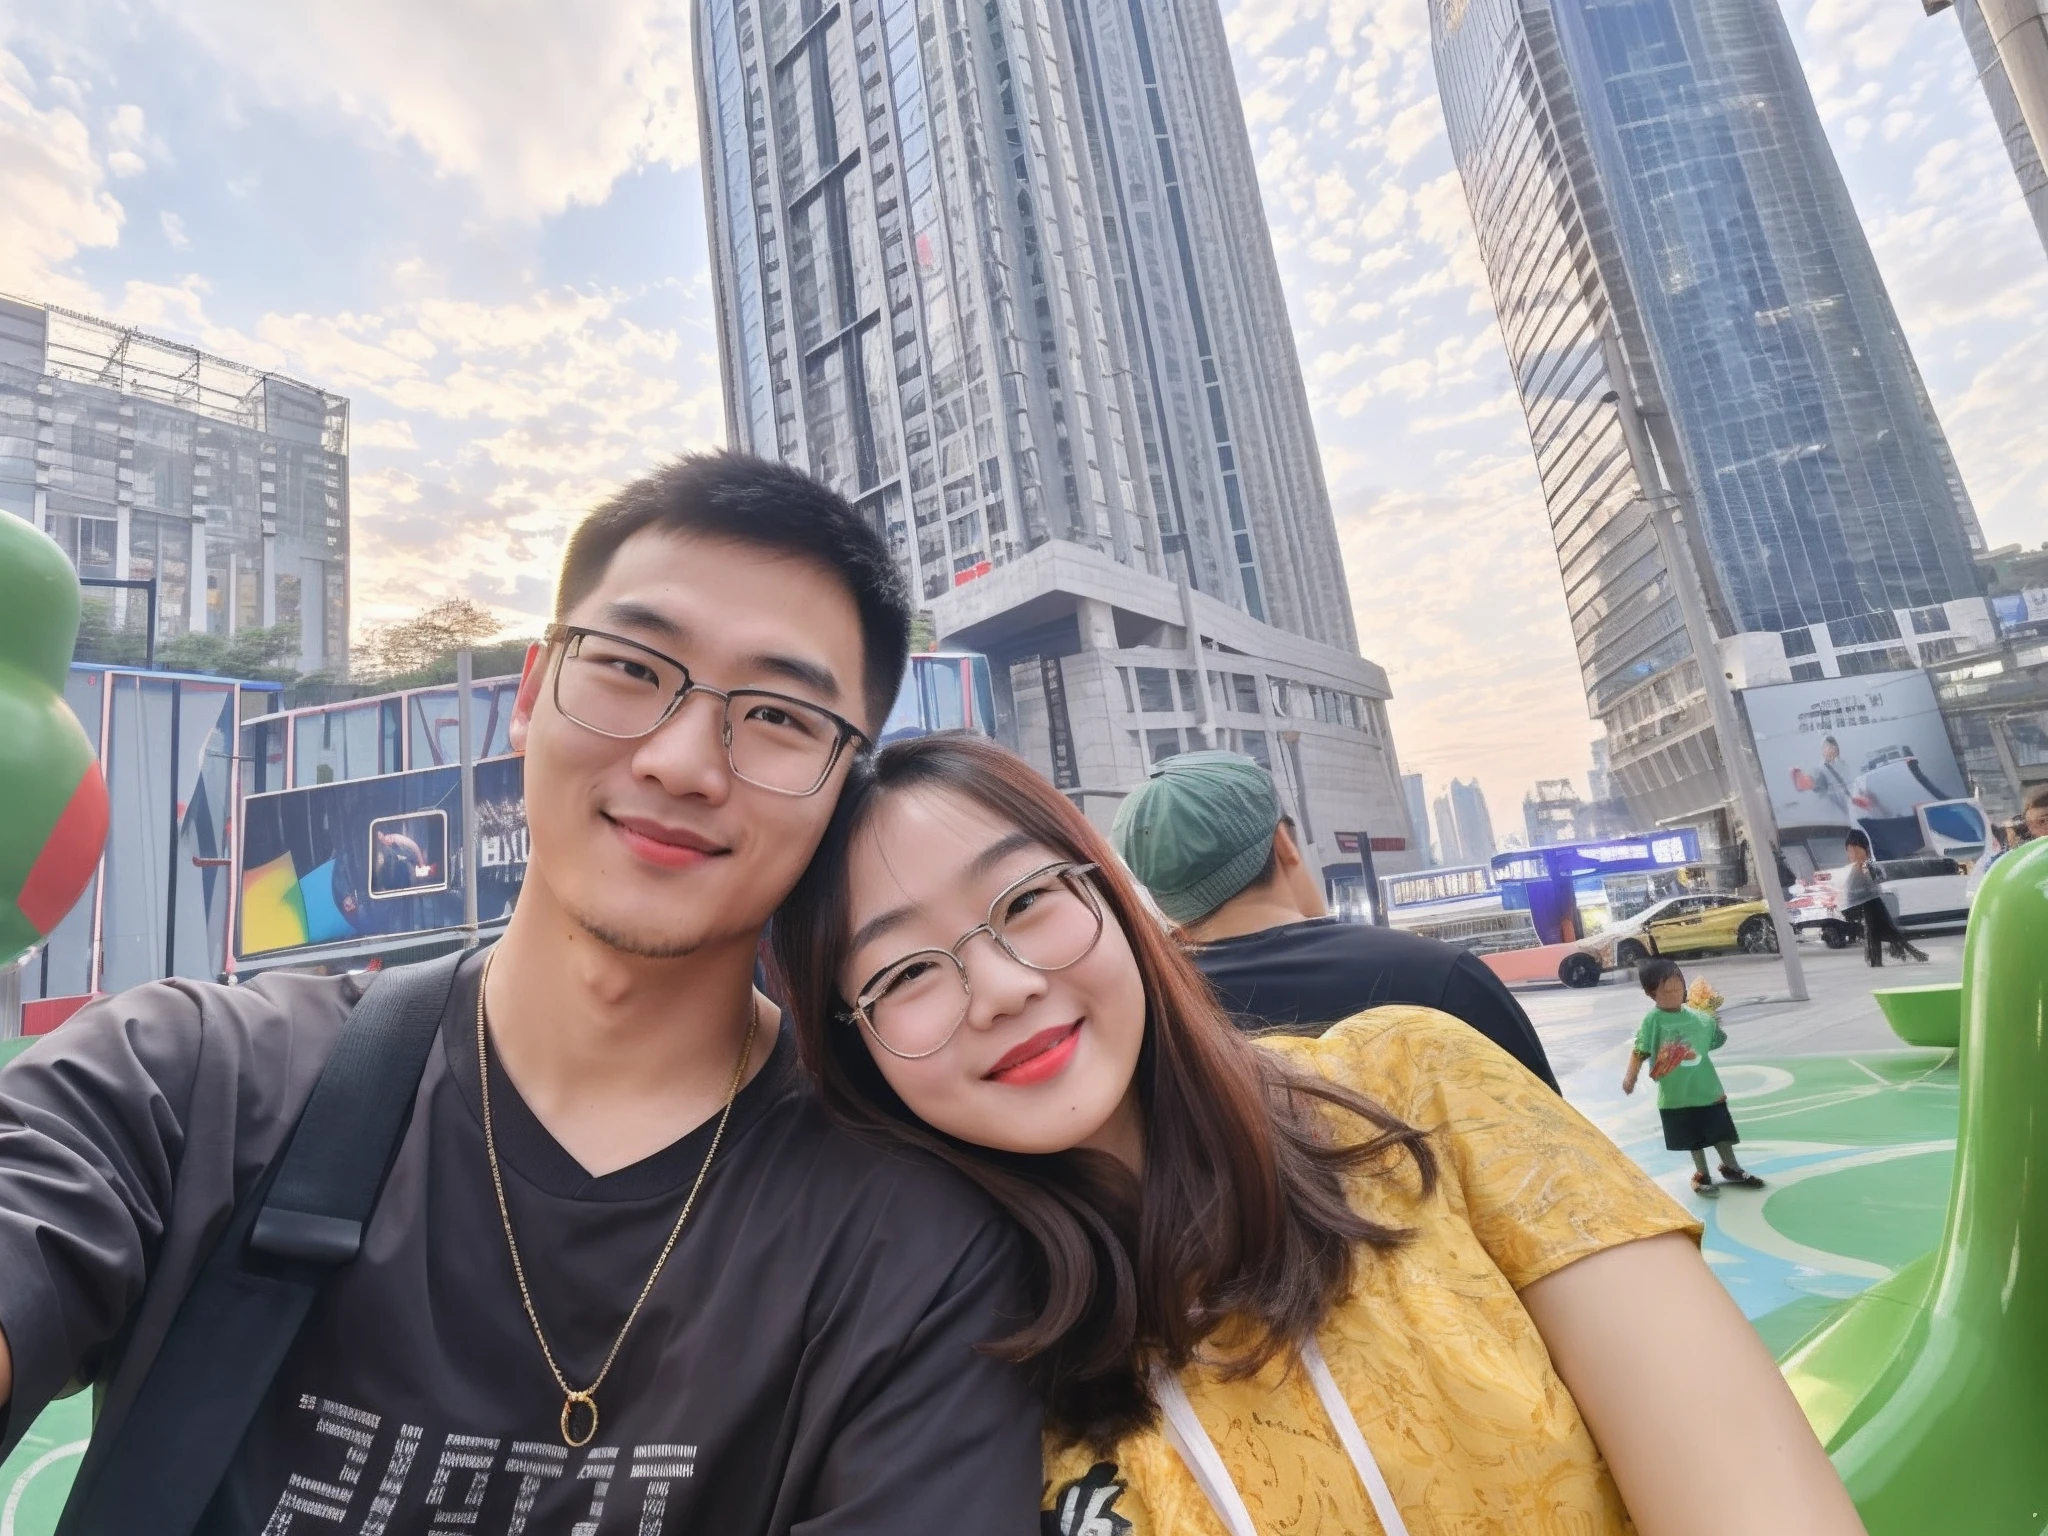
left=1742, top=671, right=1983, bottom=947
left=1742, top=670, right=1967, bottom=860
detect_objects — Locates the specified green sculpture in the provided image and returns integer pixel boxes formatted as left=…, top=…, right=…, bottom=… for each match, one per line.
left=1780, top=836, right=2048, bottom=1530
left=0, top=514, right=108, bottom=968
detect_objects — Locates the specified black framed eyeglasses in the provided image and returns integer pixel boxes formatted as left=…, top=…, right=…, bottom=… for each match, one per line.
left=543, top=623, right=869, bottom=798
left=843, top=862, right=1105, bottom=1060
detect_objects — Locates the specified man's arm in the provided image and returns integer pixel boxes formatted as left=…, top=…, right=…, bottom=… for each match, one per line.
left=797, top=1212, right=1043, bottom=1534
left=0, top=985, right=208, bottom=1446
left=1442, top=950, right=1560, bottom=1090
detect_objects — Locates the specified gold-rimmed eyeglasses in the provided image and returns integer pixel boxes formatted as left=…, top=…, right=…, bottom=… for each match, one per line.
left=543, top=623, right=868, bottom=798
left=845, top=862, right=1105, bottom=1060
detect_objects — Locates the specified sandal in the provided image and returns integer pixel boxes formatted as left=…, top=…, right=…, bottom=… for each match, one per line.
left=1690, top=1172, right=1719, bottom=1196
left=1718, top=1166, right=1765, bottom=1189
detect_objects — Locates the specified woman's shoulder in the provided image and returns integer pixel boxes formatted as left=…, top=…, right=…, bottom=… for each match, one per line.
left=1259, top=1004, right=1526, bottom=1119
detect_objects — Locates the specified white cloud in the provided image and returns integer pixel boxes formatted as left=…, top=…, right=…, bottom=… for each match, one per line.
left=350, top=417, right=418, bottom=451
left=103, top=102, right=159, bottom=176
left=1800, top=0, right=1918, bottom=73
left=99, top=267, right=723, bottom=627
left=159, top=209, right=188, bottom=248
left=152, top=0, right=698, bottom=219
left=1383, top=97, right=1442, bottom=166
left=0, top=48, right=124, bottom=300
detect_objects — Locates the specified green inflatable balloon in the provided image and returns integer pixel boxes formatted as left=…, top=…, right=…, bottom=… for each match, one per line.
left=1781, top=836, right=2048, bottom=1530
left=0, top=513, right=109, bottom=967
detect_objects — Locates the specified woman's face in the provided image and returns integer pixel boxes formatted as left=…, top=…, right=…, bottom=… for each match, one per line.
left=837, top=786, right=1148, bottom=1159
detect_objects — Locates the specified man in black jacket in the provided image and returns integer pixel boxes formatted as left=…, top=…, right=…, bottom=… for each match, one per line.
left=1113, top=750, right=1557, bottom=1090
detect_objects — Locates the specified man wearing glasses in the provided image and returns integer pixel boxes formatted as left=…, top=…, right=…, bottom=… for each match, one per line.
left=0, top=454, right=1041, bottom=1533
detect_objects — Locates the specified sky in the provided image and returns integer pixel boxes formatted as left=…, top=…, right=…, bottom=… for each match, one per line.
left=1, top=0, right=2043, bottom=829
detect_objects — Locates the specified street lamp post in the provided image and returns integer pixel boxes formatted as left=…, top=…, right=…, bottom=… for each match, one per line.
left=1599, top=326, right=1808, bottom=1001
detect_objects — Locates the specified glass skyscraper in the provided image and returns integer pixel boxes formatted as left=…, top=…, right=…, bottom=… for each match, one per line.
left=696, top=0, right=1416, bottom=872
left=1433, top=0, right=1990, bottom=828
left=0, top=296, right=351, bottom=674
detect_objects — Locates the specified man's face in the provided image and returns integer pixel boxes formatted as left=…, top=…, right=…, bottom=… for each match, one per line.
left=1822, top=741, right=1839, bottom=763
left=2025, top=804, right=2048, bottom=841
left=510, top=529, right=870, bottom=960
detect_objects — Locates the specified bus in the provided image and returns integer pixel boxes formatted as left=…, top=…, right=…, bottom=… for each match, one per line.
left=1379, top=863, right=1535, bottom=954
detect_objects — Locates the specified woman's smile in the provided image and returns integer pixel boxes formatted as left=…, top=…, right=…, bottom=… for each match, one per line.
left=984, top=1022, right=1083, bottom=1085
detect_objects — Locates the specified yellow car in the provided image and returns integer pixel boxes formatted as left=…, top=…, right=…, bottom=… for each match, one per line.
left=1618, top=893, right=1777, bottom=965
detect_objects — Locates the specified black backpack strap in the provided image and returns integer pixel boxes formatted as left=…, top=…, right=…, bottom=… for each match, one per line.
left=56, top=949, right=467, bottom=1536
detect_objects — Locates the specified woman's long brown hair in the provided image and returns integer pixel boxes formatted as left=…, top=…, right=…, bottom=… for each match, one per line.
left=772, top=735, right=1436, bottom=1446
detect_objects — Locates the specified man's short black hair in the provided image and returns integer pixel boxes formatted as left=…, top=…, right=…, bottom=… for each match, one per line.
left=1845, top=828, right=1872, bottom=854
left=556, top=452, right=912, bottom=727
left=1638, top=957, right=1684, bottom=997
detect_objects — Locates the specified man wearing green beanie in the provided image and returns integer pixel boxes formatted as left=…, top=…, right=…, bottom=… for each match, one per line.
left=1113, top=751, right=1556, bottom=1088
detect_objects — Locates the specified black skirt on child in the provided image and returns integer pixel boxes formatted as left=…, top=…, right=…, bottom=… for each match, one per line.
left=1660, top=1100, right=1739, bottom=1151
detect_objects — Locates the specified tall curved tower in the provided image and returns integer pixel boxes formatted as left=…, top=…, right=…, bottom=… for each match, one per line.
left=1432, top=0, right=1989, bottom=834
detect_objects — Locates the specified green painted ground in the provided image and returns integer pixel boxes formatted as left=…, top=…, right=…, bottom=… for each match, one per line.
left=1572, top=1047, right=1960, bottom=1354
left=0, top=1393, right=89, bottom=1530
left=1763, top=1152, right=1954, bottom=1271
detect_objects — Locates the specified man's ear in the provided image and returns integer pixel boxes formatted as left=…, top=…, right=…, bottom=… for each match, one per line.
left=1272, top=821, right=1303, bottom=870
left=508, top=642, right=546, bottom=755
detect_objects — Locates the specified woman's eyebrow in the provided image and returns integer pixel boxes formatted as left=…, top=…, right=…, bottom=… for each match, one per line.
left=963, top=831, right=1041, bottom=882
left=849, top=903, right=914, bottom=959
left=847, top=832, right=1046, bottom=958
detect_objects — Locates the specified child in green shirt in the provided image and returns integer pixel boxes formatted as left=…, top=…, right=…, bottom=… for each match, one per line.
left=1622, top=958, right=1766, bottom=1196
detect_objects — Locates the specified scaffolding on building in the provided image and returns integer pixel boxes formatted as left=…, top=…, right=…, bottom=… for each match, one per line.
left=23, top=297, right=349, bottom=455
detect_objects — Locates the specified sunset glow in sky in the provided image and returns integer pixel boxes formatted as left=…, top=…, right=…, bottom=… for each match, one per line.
left=2, top=0, right=2041, bottom=818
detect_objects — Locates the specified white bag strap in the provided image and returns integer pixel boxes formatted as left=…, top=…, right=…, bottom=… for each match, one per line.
left=1152, top=1363, right=1261, bottom=1536
left=1301, top=1336, right=1411, bottom=1536
left=1153, top=1341, right=1411, bottom=1536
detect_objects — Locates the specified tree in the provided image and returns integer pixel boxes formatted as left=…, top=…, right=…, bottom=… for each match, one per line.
left=358, top=599, right=504, bottom=680
left=72, top=594, right=154, bottom=667
left=156, top=622, right=304, bottom=683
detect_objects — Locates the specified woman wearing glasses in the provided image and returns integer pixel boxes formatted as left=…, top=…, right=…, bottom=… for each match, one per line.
left=773, top=735, right=1863, bottom=1536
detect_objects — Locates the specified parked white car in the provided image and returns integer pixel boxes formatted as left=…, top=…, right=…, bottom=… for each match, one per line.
left=1788, top=855, right=1973, bottom=948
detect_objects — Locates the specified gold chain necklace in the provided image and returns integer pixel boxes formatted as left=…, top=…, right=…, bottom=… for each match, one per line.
left=476, top=952, right=761, bottom=1448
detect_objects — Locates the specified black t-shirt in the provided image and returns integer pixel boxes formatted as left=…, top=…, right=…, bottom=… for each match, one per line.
left=0, top=957, right=1042, bottom=1534
left=1191, top=918, right=1559, bottom=1090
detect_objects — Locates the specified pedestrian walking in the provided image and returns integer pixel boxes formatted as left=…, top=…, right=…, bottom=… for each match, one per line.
left=1622, top=958, right=1765, bottom=1197
left=1841, top=829, right=1928, bottom=966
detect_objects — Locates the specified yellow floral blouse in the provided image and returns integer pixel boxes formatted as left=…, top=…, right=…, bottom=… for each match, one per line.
left=1042, top=1005, right=1701, bottom=1535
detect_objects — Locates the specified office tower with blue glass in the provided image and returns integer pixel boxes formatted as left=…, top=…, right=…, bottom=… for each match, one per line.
left=695, top=0, right=1416, bottom=879
left=1432, top=0, right=1990, bottom=833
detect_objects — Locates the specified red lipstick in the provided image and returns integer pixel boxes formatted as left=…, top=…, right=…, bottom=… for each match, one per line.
left=985, top=1024, right=1082, bottom=1086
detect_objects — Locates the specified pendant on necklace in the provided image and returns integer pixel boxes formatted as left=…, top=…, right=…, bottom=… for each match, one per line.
left=562, top=1389, right=599, bottom=1449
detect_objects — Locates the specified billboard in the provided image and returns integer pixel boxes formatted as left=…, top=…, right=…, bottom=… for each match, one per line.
left=237, top=755, right=528, bottom=959
left=1742, top=670, right=1965, bottom=859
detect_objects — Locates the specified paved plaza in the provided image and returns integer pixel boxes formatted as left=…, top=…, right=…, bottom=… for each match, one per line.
left=1526, top=936, right=1964, bottom=1355
left=1520, top=933, right=1964, bottom=1083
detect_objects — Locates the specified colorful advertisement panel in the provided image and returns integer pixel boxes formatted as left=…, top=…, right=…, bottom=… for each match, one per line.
left=237, top=755, right=528, bottom=959
left=1742, top=670, right=1965, bottom=859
